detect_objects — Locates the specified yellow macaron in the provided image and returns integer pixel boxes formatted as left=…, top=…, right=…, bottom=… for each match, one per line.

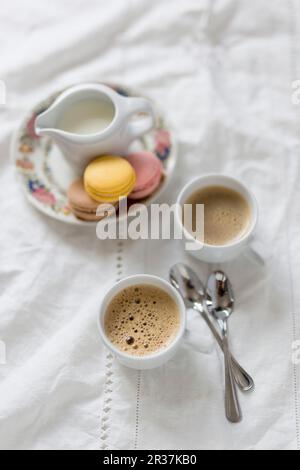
left=84, top=155, right=136, bottom=203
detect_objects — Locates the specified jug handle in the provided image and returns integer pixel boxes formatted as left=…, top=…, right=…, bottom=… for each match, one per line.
left=124, top=98, right=156, bottom=141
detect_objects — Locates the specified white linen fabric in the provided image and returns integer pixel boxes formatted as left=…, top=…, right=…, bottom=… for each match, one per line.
left=0, top=0, right=300, bottom=450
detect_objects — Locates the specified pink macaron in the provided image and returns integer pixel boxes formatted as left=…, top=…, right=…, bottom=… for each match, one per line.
left=126, top=152, right=164, bottom=200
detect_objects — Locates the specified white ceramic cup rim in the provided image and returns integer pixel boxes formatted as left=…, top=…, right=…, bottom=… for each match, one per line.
left=98, top=274, right=186, bottom=366
left=176, top=174, right=259, bottom=251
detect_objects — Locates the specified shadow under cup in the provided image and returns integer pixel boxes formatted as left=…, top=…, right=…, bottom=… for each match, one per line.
left=176, top=175, right=259, bottom=264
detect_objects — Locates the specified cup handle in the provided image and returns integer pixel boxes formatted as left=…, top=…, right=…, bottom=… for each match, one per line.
left=245, top=237, right=270, bottom=266
left=244, top=246, right=265, bottom=266
left=124, top=97, right=156, bottom=141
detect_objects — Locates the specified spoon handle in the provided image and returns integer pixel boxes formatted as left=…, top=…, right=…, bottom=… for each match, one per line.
left=198, top=308, right=254, bottom=392
left=223, top=336, right=242, bottom=423
left=231, top=356, right=254, bottom=392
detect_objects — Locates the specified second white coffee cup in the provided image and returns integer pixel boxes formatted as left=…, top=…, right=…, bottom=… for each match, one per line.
left=176, top=174, right=259, bottom=263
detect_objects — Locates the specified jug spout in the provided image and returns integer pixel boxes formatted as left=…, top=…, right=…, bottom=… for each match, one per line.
left=35, top=108, right=60, bottom=138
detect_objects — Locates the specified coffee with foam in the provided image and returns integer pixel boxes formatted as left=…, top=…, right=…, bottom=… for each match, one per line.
left=104, top=285, right=180, bottom=356
left=184, top=185, right=251, bottom=246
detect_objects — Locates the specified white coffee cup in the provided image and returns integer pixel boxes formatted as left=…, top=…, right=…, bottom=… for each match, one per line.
left=176, top=174, right=259, bottom=263
left=98, top=275, right=186, bottom=370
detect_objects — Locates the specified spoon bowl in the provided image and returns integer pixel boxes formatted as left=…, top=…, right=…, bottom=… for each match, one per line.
left=170, top=264, right=204, bottom=310
left=206, top=271, right=235, bottom=325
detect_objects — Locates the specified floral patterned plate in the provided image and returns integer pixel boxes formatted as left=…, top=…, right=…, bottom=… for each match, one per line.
left=12, top=84, right=177, bottom=226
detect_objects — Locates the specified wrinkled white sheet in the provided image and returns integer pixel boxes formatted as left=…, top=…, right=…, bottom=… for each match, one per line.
left=0, top=0, right=300, bottom=450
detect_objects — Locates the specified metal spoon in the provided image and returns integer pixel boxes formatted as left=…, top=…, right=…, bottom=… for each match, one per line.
left=169, top=263, right=254, bottom=392
left=206, top=271, right=242, bottom=423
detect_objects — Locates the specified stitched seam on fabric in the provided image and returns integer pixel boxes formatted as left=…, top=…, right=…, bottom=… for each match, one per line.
left=134, top=370, right=142, bottom=450
left=99, top=241, right=124, bottom=450
left=99, top=353, right=114, bottom=450
left=284, top=165, right=300, bottom=451
left=285, top=192, right=300, bottom=451
left=288, top=0, right=300, bottom=451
